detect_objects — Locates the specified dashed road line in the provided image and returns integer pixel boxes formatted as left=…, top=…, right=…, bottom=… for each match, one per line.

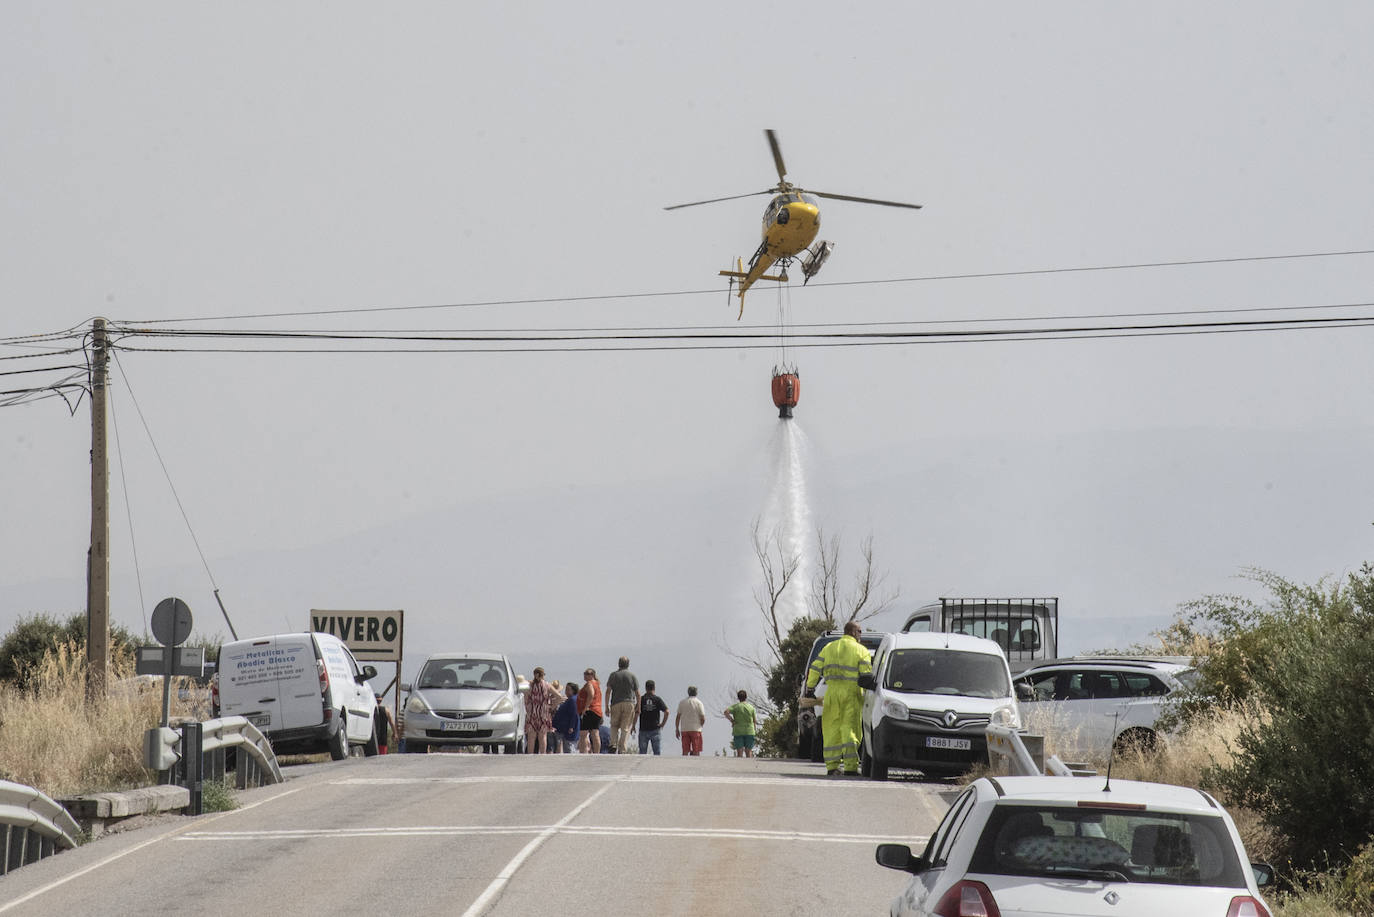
left=178, top=824, right=919, bottom=845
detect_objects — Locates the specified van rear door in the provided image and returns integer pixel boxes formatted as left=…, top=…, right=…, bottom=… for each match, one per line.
left=315, top=635, right=376, bottom=742
left=218, top=635, right=314, bottom=732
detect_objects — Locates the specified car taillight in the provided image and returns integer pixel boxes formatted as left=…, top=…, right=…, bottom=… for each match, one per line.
left=1226, top=897, right=1272, bottom=917
left=317, top=658, right=330, bottom=692
left=933, top=881, right=1002, bottom=917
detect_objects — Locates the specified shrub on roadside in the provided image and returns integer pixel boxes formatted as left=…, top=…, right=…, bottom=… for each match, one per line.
left=1182, top=566, right=1374, bottom=874
left=200, top=778, right=239, bottom=813
left=759, top=616, right=830, bottom=759
left=0, top=612, right=136, bottom=689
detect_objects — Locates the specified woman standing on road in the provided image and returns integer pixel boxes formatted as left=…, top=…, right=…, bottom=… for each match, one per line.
left=577, top=667, right=603, bottom=754
left=546, top=679, right=563, bottom=753
left=524, top=667, right=555, bottom=754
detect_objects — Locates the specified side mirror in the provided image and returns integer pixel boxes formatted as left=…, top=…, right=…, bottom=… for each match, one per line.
left=400, top=682, right=412, bottom=692
left=359, top=665, right=378, bottom=682
left=857, top=673, right=876, bottom=691
left=1015, top=681, right=1034, bottom=701
left=874, top=843, right=925, bottom=874
left=1251, top=862, right=1274, bottom=888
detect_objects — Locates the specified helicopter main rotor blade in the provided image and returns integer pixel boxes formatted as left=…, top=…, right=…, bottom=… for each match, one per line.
left=765, top=129, right=788, bottom=185
left=663, top=190, right=774, bottom=211
left=811, top=190, right=923, bottom=210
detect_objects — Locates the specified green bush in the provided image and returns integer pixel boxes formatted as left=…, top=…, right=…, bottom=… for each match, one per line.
left=0, top=613, right=137, bottom=689
left=1187, top=565, right=1374, bottom=874
left=759, top=616, right=830, bottom=758
left=200, top=779, right=239, bottom=813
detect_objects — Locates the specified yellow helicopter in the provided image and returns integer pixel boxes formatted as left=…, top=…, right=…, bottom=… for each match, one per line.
left=666, top=130, right=922, bottom=318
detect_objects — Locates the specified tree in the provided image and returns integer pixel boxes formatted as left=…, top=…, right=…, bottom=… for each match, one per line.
left=758, top=616, right=831, bottom=758
left=0, top=612, right=136, bottom=689
left=743, top=523, right=898, bottom=758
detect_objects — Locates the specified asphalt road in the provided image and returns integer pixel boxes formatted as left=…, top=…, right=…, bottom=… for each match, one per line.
left=0, top=753, right=957, bottom=916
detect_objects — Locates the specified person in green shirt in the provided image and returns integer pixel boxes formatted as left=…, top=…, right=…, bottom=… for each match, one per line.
left=724, top=689, right=759, bottom=757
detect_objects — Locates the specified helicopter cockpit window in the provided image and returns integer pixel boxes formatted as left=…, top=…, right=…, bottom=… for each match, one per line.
left=799, top=193, right=819, bottom=207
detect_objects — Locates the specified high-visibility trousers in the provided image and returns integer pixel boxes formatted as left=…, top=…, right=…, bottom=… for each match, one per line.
left=822, top=687, right=862, bottom=774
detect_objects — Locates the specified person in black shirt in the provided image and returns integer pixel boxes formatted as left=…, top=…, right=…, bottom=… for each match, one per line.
left=636, top=680, right=670, bottom=755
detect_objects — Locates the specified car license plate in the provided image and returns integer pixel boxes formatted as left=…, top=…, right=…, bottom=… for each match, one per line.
left=927, top=736, right=971, bottom=750
left=442, top=720, right=478, bottom=732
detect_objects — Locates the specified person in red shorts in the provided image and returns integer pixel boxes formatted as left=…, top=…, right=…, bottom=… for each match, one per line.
left=674, top=684, right=707, bottom=756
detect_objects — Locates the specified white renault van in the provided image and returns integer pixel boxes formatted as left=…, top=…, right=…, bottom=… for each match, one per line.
left=859, top=631, right=1023, bottom=780
left=215, top=632, right=379, bottom=759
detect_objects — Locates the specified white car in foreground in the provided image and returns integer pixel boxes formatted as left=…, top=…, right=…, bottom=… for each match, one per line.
left=876, top=775, right=1273, bottom=916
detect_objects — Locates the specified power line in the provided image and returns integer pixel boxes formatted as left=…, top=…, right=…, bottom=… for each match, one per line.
left=109, top=350, right=224, bottom=595
left=101, top=308, right=1374, bottom=355
left=119, top=247, right=1374, bottom=324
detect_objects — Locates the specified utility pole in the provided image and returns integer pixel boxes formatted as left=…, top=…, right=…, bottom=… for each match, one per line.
left=86, top=317, right=110, bottom=697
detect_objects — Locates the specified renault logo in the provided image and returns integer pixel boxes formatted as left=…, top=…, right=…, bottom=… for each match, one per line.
left=942, top=710, right=958, bottom=728
left=1103, top=891, right=1120, bottom=906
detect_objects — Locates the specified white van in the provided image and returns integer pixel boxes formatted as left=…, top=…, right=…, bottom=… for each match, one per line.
left=215, top=632, right=379, bottom=760
left=860, top=631, right=1024, bottom=779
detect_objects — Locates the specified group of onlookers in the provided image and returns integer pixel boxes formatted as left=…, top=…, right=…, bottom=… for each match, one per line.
left=521, top=656, right=724, bottom=756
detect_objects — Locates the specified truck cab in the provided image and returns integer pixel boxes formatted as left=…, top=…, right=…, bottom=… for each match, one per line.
left=902, top=597, right=1058, bottom=674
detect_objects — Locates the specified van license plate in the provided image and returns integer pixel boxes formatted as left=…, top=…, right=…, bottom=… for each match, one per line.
left=247, top=714, right=270, bottom=729
left=927, top=736, right=971, bottom=750
left=442, top=721, right=478, bottom=732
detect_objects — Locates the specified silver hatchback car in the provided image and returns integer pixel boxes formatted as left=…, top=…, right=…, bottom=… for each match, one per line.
left=401, top=653, right=526, bottom=754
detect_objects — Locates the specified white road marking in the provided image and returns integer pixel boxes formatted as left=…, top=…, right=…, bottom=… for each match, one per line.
left=0, top=785, right=304, bottom=914
left=459, top=780, right=614, bottom=917
left=332, top=774, right=917, bottom=789
left=177, top=824, right=919, bottom=845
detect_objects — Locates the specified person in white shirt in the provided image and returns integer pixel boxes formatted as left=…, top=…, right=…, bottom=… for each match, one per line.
left=674, top=685, right=707, bottom=756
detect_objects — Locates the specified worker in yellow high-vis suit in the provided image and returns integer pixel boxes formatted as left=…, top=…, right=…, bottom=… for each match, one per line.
left=804, top=621, right=873, bottom=776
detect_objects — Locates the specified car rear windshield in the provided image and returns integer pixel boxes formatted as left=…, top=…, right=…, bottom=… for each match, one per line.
left=969, top=804, right=1248, bottom=888
left=884, top=649, right=1010, bottom=698
left=418, top=658, right=509, bottom=690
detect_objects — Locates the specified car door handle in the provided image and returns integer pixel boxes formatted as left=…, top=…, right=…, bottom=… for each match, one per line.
left=258, top=697, right=276, bottom=703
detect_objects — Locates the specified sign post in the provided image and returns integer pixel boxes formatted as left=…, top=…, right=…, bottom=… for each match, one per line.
left=310, top=609, right=404, bottom=745
left=151, top=597, right=191, bottom=728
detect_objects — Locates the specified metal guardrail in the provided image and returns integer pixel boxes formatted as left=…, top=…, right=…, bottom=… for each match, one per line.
left=198, top=716, right=283, bottom=788
left=0, top=779, right=83, bottom=874
left=985, top=725, right=1095, bottom=777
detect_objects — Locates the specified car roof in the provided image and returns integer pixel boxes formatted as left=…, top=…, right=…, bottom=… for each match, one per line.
left=420, top=653, right=510, bottom=662
left=880, top=631, right=1007, bottom=655
left=1019, top=657, right=1193, bottom=676
left=978, top=776, right=1220, bottom=814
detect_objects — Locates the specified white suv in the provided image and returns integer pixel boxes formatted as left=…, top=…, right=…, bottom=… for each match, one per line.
left=1016, top=657, right=1196, bottom=757
left=860, top=632, right=1022, bottom=779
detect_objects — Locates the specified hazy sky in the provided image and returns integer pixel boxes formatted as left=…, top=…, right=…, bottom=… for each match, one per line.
left=5, top=4, right=1374, bottom=745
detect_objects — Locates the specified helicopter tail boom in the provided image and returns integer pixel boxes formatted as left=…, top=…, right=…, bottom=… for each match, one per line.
left=720, top=253, right=786, bottom=319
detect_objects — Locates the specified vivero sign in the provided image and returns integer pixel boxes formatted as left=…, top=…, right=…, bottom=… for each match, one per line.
left=309, top=609, right=404, bottom=662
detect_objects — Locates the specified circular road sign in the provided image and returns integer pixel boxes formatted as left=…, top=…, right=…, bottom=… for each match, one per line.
left=151, top=597, right=193, bottom=646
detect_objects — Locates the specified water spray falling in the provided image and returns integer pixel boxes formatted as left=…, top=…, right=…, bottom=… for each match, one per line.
left=762, top=418, right=814, bottom=624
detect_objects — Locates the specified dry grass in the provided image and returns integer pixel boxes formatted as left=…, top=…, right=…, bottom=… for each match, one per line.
left=0, top=641, right=200, bottom=797
left=1026, top=698, right=1283, bottom=861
